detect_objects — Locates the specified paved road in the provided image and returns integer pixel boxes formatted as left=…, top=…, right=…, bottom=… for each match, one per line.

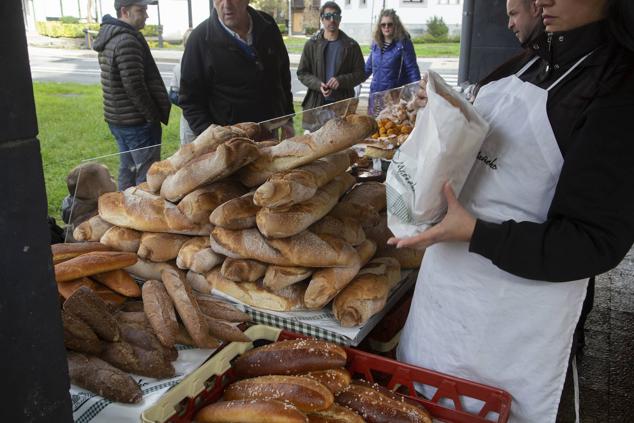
left=28, top=46, right=459, bottom=101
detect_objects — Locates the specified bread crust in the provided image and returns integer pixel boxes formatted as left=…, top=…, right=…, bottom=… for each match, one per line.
left=142, top=279, right=179, bottom=347
left=194, top=399, right=308, bottom=423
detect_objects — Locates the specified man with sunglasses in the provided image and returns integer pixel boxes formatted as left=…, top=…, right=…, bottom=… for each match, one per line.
left=297, top=1, right=366, bottom=131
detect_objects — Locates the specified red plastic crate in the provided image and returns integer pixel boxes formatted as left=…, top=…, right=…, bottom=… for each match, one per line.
left=142, top=325, right=511, bottom=423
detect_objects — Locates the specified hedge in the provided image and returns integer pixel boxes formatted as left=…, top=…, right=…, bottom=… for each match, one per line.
left=36, top=21, right=160, bottom=38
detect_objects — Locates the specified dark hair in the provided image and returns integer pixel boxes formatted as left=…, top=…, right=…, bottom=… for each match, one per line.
left=373, top=9, right=408, bottom=45
left=607, top=0, right=634, bottom=52
left=320, top=1, right=341, bottom=17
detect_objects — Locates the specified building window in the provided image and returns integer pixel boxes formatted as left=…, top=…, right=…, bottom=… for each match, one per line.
left=345, top=0, right=351, bottom=6
left=437, top=0, right=460, bottom=4
left=402, top=0, right=426, bottom=4
left=359, top=0, right=367, bottom=7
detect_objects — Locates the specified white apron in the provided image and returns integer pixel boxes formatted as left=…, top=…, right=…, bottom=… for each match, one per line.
left=397, top=55, right=592, bottom=423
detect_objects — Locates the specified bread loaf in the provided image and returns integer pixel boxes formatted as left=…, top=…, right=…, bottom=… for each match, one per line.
left=358, top=257, right=401, bottom=286
left=209, top=192, right=259, bottom=230
left=100, top=340, right=174, bottom=379
left=221, top=258, right=267, bottom=282
left=208, top=268, right=306, bottom=311
left=125, top=260, right=175, bottom=283
left=376, top=246, right=424, bottom=269
left=100, top=226, right=142, bottom=252
left=211, top=227, right=357, bottom=268
left=194, top=400, right=308, bottom=423
left=160, top=138, right=260, bottom=202
left=55, top=251, right=138, bottom=282
left=146, top=124, right=248, bottom=192
left=51, top=241, right=112, bottom=264
left=195, top=293, right=251, bottom=322
left=91, top=269, right=141, bottom=297
left=115, top=310, right=149, bottom=325
left=118, top=321, right=177, bottom=362
left=263, top=265, right=313, bottom=291
left=254, top=151, right=351, bottom=208
left=307, top=404, right=365, bottom=423
left=177, top=236, right=209, bottom=268
left=335, top=380, right=432, bottom=423
left=304, top=239, right=377, bottom=310
left=99, top=191, right=212, bottom=235
left=224, top=375, right=334, bottom=412
left=176, top=181, right=245, bottom=224
left=341, top=182, right=386, bottom=213
left=301, top=368, right=351, bottom=395
left=67, top=352, right=142, bottom=404
left=309, top=216, right=366, bottom=246
left=161, top=268, right=217, bottom=348
left=58, top=277, right=126, bottom=305
left=329, top=202, right=380, bottom=228
left=63, top=286, right=120, bottom=341
left=240, top=114, right=378, bottom=187
left=203, top=315, right=250, bottom=342
left=256, top=173, right=356, bottom=238
left=233, top=339, right=347, bottom=378
left=62, top=309, right=103, bottom=355
left=138, top=232, right=190, bottom=262
left=73, top=215, right=113, bottom=241
left=142, top=279, right=179, bottom=347
left=187, top=270, right=214, bottom=294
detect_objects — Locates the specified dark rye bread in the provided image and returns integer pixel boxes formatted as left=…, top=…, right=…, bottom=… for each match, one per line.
left=63, top=286, right=120, bottom=342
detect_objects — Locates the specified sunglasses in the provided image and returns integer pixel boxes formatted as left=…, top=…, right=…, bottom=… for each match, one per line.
left=380, top=22, right=394, bottom=28
left=321, top=12, right=341, bottom=21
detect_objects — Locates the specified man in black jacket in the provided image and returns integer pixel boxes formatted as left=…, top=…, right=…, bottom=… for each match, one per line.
left=179, top=0, right=294, bottom=136
left=93, top=0, right=170, bottom=190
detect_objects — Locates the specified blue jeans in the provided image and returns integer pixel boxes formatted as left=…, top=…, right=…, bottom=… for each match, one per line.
left=108, top=122, right=162, bottom=190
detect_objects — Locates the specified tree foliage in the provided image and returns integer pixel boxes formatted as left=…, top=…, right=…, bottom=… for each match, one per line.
left=426, top=16, right=449, bottom=39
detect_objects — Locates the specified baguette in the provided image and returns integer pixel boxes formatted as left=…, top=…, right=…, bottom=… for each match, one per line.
left=62, top=309, right=103, bottom=355
left=309, top=216, right=366, bottom=247
left=376, top=246, right=424, bottom=269
left=223, top=375, right=334, bottom=412
left=176, top=236, right=209, bottom=269
left=341, top=182, right=386, bottom=213
left=73, top=215, right=113, bottom=241
left=335, top=380, right=432, bottom=423
left=55, top=251, right=138, bottom=282
left=304, top=239, right=377, bottom=310
left=160, top=137, right=260, bottom=202
left=329, top=202, right=380, bottom=227
left=120, top=301, right=144, bottom=312
left=161, top=268, right=217, bottom=348
left=256, top=173, right=356, bottom=238
left=233, top=339, right=347, bottom=378
left=100, top=340, right=174, bottom=379
left=138, top=232, right=190, bottom=262
left=307, top=404, right=365, bottom=423
left=91, top=269, right=141, bottom=297
left=211, top=227, right=357, bottom=268
left=203, top=315, right=250, bottom=342
left=142, top=279, right=179, bottom=347
left=209, top=192, right=259, bottom=230
left=262, top=265, right=313, bottom=291
left=126, top=259, right=177, bottom=281
left=220, top=258, right=267, bottom=282
left=100, top=226, right=142, bottom=252
left=119, top=321, right=178, bottom=362
left=240, top=114, right=377, bottom=187
left=301, top=368, right=351, bottom=395
left=115, top=310, right=149, bottom=325
left=194, top=293, right=251, bottom=322
left=187, top=270, right=214, bottom=294
left=58, top=277, right=127, bottom=305
left=63, top=286, right=120, bottom=341
left=195, top=400, right=308, bottom=423
left=67, top=352, right=142, bottom=404
left=51, top=241, right=112, bottom=265
left=176, top=181, right=245, bottom=224
left=99, top=191, right=212, bottom=235
left=254, top=151, right=351, bottom=208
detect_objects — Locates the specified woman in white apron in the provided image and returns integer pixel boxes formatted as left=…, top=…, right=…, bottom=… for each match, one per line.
left=391, top=1, right=634, bottom=422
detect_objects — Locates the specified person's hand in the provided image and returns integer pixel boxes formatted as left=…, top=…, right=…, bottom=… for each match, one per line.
left=413, top=72, right=429, bottom=109
left=387, top=182, right=476, bottom=250
left=320, top=82, right=332, bottom=98
left=326, top=77, right=340, bottom=90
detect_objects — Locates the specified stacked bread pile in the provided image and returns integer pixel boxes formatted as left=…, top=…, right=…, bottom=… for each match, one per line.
left=84, top=114, right=421, bottom=328
left=53, top=243, right=250, bottom=403
left=194, top=338, right=433, bottom=423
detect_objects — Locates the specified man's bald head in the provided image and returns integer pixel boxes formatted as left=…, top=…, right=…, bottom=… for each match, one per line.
left=507, top=0, right=542, bottom=45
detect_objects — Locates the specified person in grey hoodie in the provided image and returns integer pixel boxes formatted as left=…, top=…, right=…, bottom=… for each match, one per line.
left=93, top=0, right=170, bottom=190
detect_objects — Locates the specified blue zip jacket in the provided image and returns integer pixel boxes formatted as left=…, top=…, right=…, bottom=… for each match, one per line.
left=365, top=37, right=421, bottom=94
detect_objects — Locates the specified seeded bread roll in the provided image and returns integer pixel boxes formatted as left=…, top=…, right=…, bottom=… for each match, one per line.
left=220, top=258, right=267, bottom=282
left=73, top=215, right=113, bottom=242
left=301, top=368, right=351, bottom=395
left=194, top=399, right=308, bottom=423
left=307, top=404, right=365, bottom=423
left=100, top=226, right=142, bottom=253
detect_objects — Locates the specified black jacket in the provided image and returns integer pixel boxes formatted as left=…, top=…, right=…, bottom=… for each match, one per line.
left=93, top=15, right=170, bottom=126
left=470, top=21, right=634, bottom=282
left=179, top=8, right=294, bottom=134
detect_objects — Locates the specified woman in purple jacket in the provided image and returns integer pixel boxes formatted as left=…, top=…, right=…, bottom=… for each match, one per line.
left=365, top=9, right=421, bottom=115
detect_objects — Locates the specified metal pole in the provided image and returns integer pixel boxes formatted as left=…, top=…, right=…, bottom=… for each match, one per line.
left=187, top=0, right=192, bottom=28
left=156, top=1, right=163, bottom=48
left=458, top=0, right=474, bottom=84
left=77, top=0, right=81, bottom=19
left=59, top=0, right=64, bottom=16
left=287, top=0, right=291, bottom=36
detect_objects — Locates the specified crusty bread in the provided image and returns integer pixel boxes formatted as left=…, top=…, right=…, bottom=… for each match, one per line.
left=186, top=270, right=214, bottom=294
left=203, top=315, right=250, bottom=342
left=142, top=279, right=179, bottom=347
left=146, top=124, right=248, bottom=192
left=300, top=368, right=351, bottom=395
left=328, top=202, right=380, bottom=228
left=62, top=309, right=103, bottom=355
left=51, top=241, right=113, bottom=264
left=125, top=259, right=177, bottom=281
left=160, top=138, right=260, bottom=202
left=376, top=246, right=424, bottom=269
left=195, top=293, right=251, bottom=322
left=176, top=181, right=245, bottom=224
left=99, top=191, right=212, bottom=235
left=304, top=239, right=377, bottom=310
left=240, top=114, right=378, bottom=187
left=309, top=216, right=366, bottom=246
left=233, top=339, right=347, bottom=378
left=58, top=277, right=126, bottom=305
left=262, top=265, right=313, bottom=291
left=100, top=226, right=142, bottom=252
left=63, top=286, right=120, bottom=341
left=209, top=192, right=259, bottom=230
left=220, top=258, right=267, bottom=282
left=91, top=269, right=141, bottom=297
left=138, top=232, right=190, bottom=263
left=176, top=237, right=224, bottom=273
left=342, top=182, right=386, bottom=212
left=55, top=251, right=138, bottom=282
left=194, top=400, right=308, bottom=423
left=357, top=257, right=401, bottom=286
left=307, top=404, right=365, bottom=423
left=256, top=173, right=356, bottom=238
left=73, top=215, right=113, bottom=242
left=254, top=151, right=351, bottom=208
left=211, top=227, right=357, bottom=268
left=224, top=375, right=334, bottom=412
left=208, top=268, right=306, bottom=312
